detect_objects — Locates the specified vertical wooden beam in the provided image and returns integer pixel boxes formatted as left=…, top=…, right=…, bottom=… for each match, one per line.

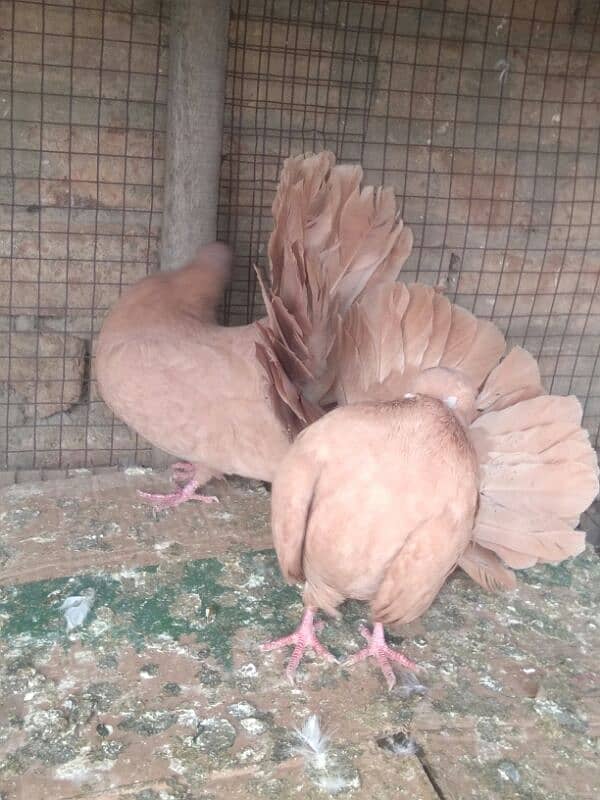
left=160, top=0, right=230, bottom=271
left=152, top=0, right=230, bottom=469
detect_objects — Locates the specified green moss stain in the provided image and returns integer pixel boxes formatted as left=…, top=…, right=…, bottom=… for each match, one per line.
left=3, top=548, right=597, bottom=674
left=0, top=572, right=121, bottom=641
left=1, top=535, right=599, bottom=798
left=0, top=550, right=308, bottom=669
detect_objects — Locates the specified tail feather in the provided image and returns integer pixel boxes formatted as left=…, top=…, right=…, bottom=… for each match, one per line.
left=478, top=527, right=586, bottom=568
left=439, top=305, right=479, bottom=370
left=361, top=282, right=410, bottom=380
left=457, top=543, right=517, bottom=591
left=327, top=186, right=402, bottom=309
left=534, top=436, right=600, bottom=470
left=333, top=302, right=379, bottom=403
left=372, top=285, right=409, bottom=383
left=437, top=306, right=506, bottom=388
left=255, top=338, right=322, bottom=434
left=472, top=394, right=584, bottom=437
left=474, top=503, right=586, bottom=565
left=400, top=284, right=435, bottom=368
left=474, top=420, right=588, bottom=458
left=479, top=460, right=597, bottom=522
left=332, top=282, right=506, bottom=405
left=476, top=347, right=544, bottom=413
left=471, top=390, right=599, bottom=570
left=481, top=546, right=538, bottom=570
left=360, top=226, right=413, bottom=298
left=451, top=321, right=507, bottom=388
left=268, top=151, right=338, bottom=282
left=259, top=152, right=412, bottom=431
left=421, top=292, right=453, bottom=368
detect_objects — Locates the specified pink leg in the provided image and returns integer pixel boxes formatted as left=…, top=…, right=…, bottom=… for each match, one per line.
left=170, top=461, right=197, bottom=483
left=344, top=623, right=418, bottom=691
left=261, top=608, right=336, bottom=683
left=138, top=463, right=218, bottom=511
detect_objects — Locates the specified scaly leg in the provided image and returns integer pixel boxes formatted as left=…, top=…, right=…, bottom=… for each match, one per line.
left=261, top=607, right=336, bottom=683
left=344, top=623, right=418, bottom=691
left=170, top=461, right=197, bottom=483
left=138, top=462, right=219, bottom=510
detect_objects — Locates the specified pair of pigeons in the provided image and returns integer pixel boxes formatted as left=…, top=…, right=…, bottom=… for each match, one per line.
left=96, top=152, right=599, bottom=688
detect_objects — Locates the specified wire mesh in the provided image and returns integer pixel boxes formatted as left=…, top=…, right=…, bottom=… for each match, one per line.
left=1, top=0, right=600, bottom=475
left=219, top=0, right=600, bottom=457
left=1, top=0, right=168, bottom=471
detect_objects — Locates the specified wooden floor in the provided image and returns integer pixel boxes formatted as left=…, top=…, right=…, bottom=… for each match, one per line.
left=0, top=469, right=598, bottom=799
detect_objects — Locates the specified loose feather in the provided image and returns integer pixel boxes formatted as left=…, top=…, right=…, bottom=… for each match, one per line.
left=294, top=714, right=330, bottom=759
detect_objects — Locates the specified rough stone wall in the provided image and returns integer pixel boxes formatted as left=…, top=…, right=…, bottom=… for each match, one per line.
left=1, top=0, right=168, bottom=470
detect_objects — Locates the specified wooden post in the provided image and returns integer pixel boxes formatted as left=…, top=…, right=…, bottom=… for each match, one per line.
left=160, top=0, right=230, bottom=270
left=153, top=0, right=230, bottom=469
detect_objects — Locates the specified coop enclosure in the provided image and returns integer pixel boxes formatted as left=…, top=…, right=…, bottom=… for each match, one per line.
left=1, top=0, right=600, bottom=477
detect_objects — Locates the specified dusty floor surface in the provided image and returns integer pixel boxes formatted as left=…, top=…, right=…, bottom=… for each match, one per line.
left=0, top=469, right=599, bottom=800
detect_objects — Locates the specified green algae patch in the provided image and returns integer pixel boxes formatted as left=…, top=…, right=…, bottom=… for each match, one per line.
left=0, top=550, right=305, bottom=669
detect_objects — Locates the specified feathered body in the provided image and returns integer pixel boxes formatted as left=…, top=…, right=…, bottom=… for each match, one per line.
left=96, top=243, right=288, bottom=485
left=95, top=147, right=598, bottom=688
left=273, top=397, right=479, bottom=625
left=264, top=278, right=599, bottom=687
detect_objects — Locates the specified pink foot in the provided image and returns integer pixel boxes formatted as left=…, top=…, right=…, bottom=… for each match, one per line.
left=138, top=472, right=218, bottom=510
left=344, top=623, right=418, bottom=691
left=261, top=608, right=336, bottom=683
left=138, top=462, right=219, bottom=510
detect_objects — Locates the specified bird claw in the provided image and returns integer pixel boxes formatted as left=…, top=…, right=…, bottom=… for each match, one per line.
left=138, top=480, right=219, bottom=511
left=344, top=623, right=418, bottom=691
left=261, top=608, right=336, bottom=682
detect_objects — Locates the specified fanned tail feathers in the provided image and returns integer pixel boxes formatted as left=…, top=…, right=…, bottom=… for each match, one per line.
left=470, top=383, right=598, bottom=579
left=331, top=281, right=598, bottom=590
left=332, top=282, right=506, bottom=404
left=256, top=151, right=412, bottom=435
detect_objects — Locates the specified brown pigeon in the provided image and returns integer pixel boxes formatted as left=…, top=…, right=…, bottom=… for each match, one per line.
left=95, top=152, right=413, bottom=507
left=262, top=282, right=599, bottom=687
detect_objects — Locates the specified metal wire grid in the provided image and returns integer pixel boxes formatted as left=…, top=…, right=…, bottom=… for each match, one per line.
left=1, top=0, right=599, bottom=473
left=219, top=0, right=600, bottom=452
left=219, top=0, right=386, bottom=324
left=1, top=0, right=168, bottom=471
